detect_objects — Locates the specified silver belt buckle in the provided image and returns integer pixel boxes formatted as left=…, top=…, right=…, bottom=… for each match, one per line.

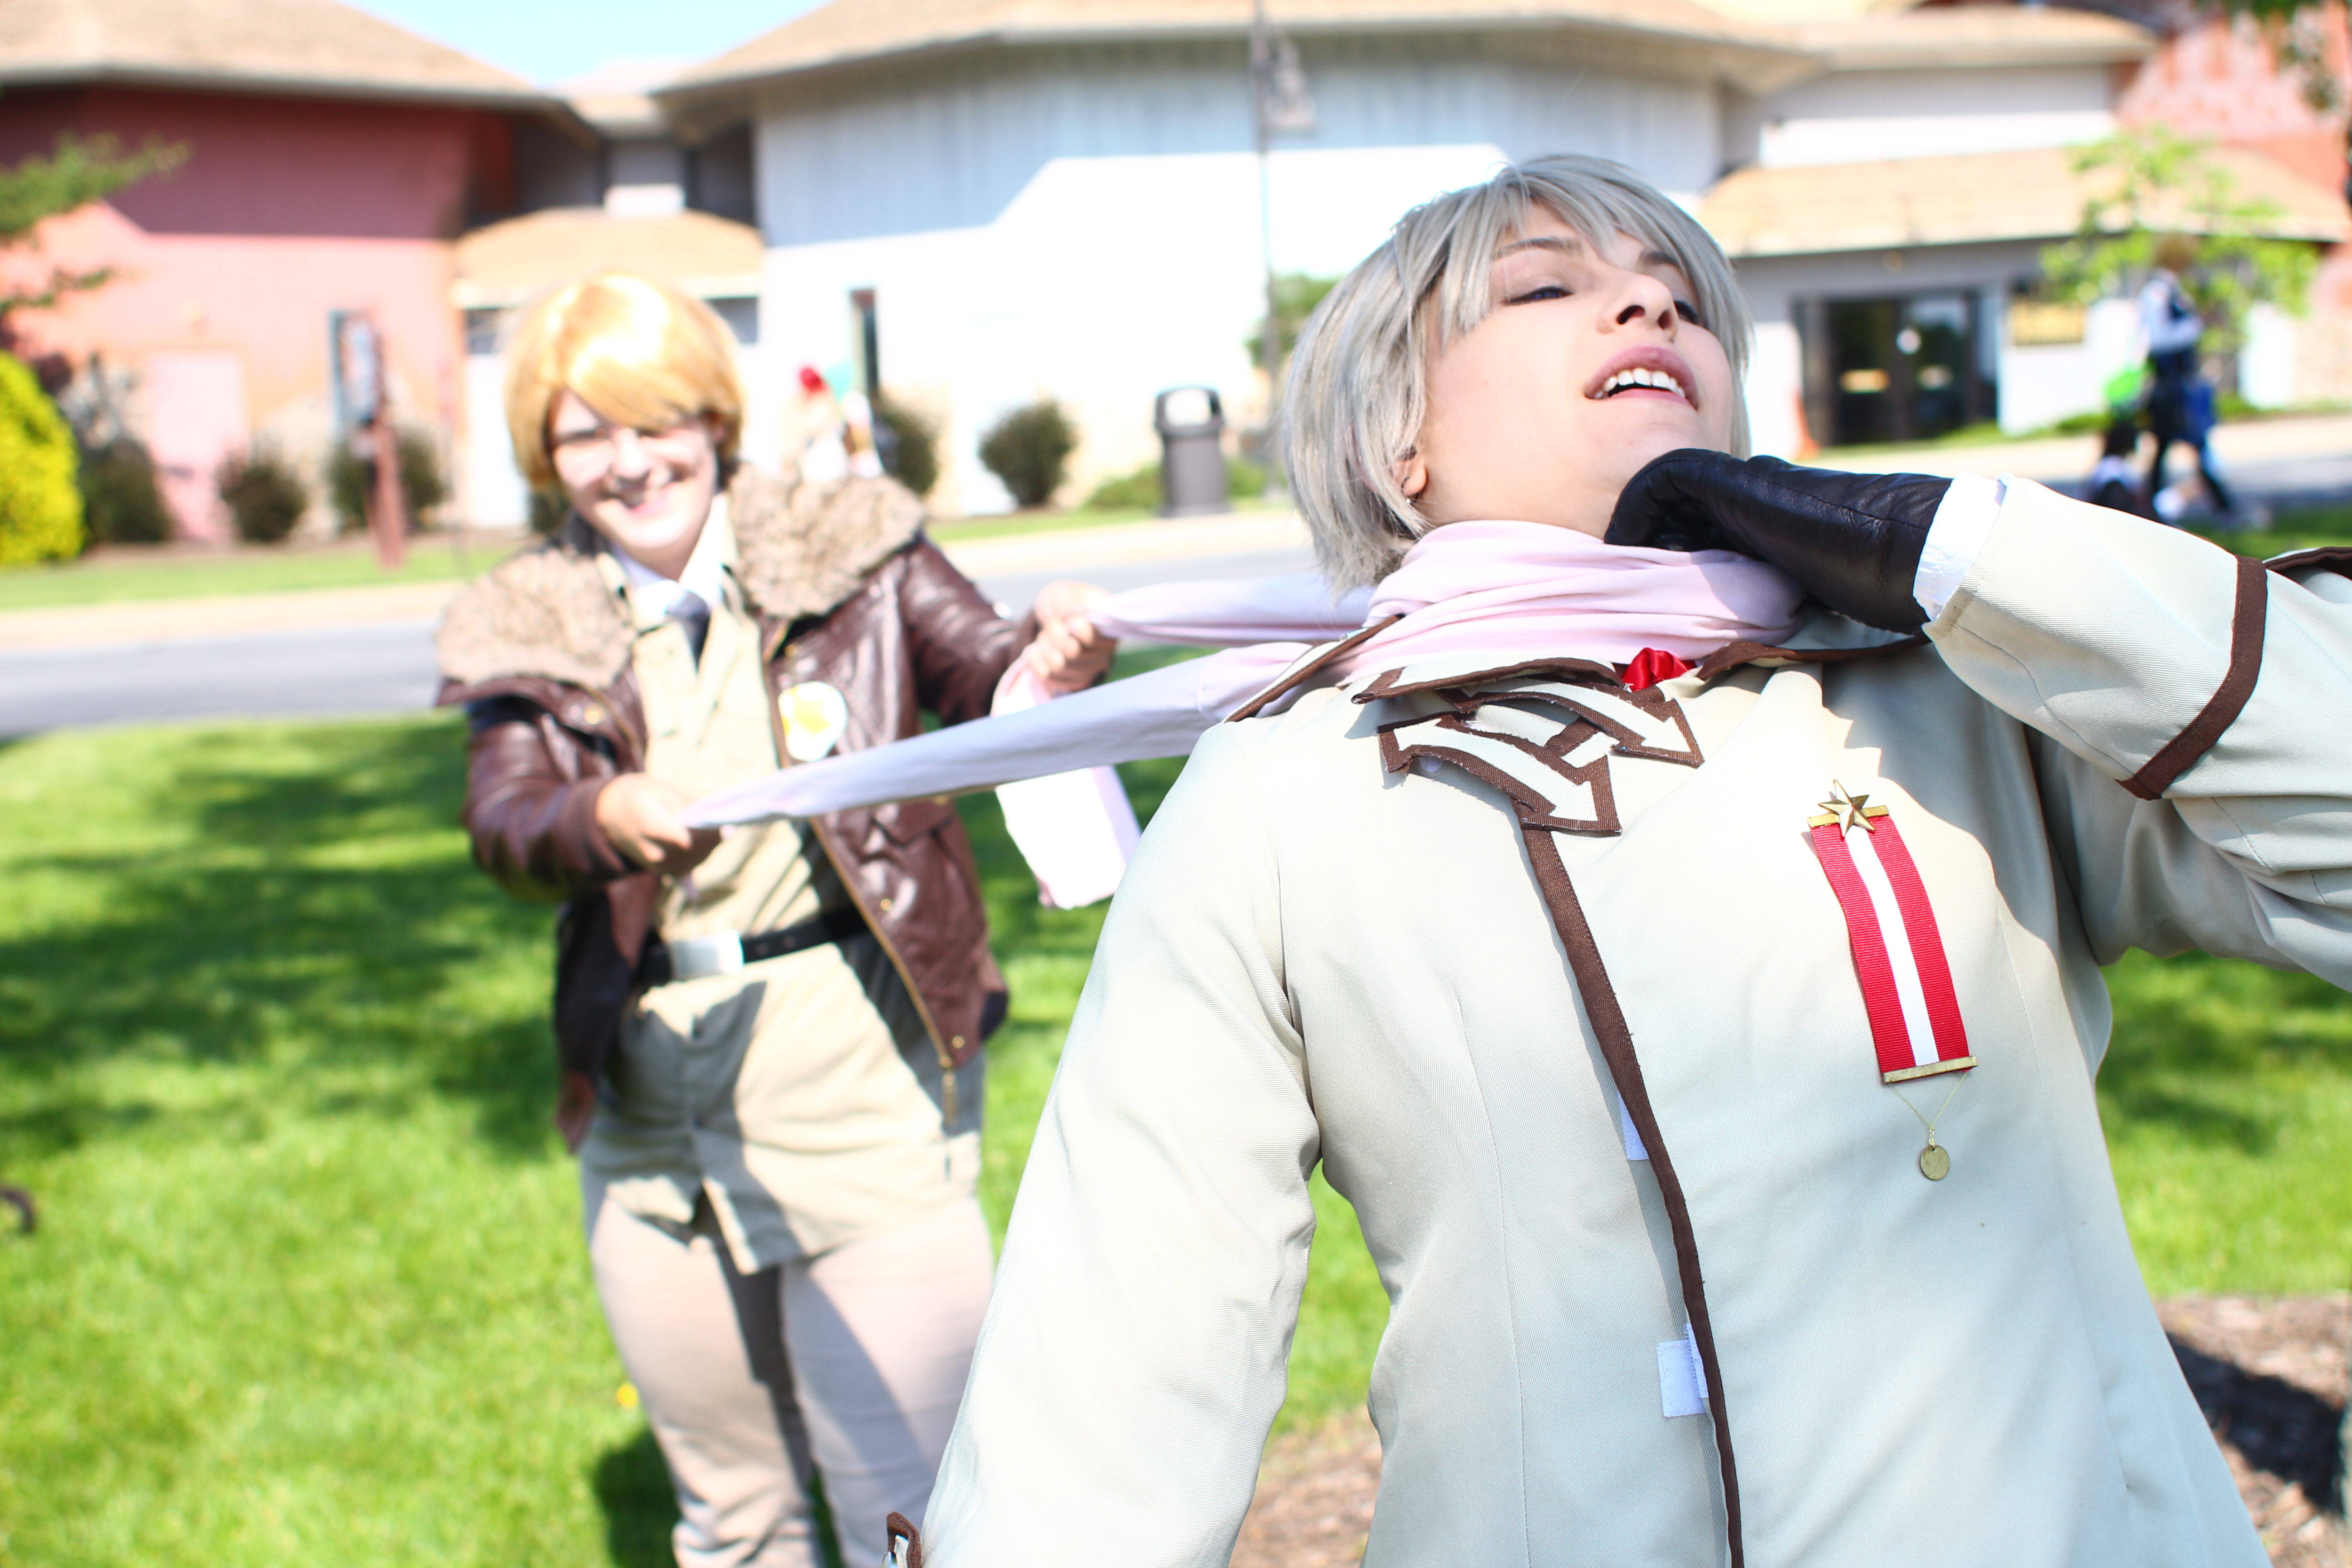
left=667, top=930, right=745, bottom=981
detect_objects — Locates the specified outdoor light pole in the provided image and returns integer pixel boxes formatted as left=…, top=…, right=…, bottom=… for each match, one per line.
left=1250, top=0, right=1315, bottom=500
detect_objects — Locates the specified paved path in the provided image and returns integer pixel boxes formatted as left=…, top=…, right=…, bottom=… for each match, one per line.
left=0, top=514, right=1313, bottom=736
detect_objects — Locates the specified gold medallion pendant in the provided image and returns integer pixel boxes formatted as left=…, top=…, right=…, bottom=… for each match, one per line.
left=1917, top=1138, right=1951, bottom=1182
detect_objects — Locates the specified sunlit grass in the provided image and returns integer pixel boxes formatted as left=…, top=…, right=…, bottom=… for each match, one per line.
left=2, top=693, right=2347, bottom=1562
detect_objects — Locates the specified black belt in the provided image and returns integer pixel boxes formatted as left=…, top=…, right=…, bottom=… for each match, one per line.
left=637, top=906, right=870, bottom=989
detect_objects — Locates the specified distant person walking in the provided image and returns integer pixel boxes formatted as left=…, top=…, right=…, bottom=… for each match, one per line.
left=2139, top=234, right=2239, bottom=525
left=432, top=274, right=1112, bottom=1568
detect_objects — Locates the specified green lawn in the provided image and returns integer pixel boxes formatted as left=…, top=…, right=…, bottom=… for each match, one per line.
left=0, top=701, right=2346, bottom=1563
left=0, top=539, right=495, bottom=612
left=2201, top=501, right=2352, bottom=561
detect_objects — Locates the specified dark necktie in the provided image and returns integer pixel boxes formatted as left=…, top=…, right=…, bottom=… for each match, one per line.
left=672, top=590, right=711, bottom=666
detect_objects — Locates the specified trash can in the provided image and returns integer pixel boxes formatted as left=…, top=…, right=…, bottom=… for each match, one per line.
left=1154, top=386, right=1227, bottom=517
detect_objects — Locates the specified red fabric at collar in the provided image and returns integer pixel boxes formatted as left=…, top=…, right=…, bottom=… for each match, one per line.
left=1622, top=647, right=1695, bottom=691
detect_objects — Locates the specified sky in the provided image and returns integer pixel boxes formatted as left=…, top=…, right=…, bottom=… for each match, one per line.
left=347, top=0, right=830, bottom=86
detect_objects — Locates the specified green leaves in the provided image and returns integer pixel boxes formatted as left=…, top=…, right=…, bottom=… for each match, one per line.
left=0, top=134, right=186, bottom=244
left=0, top=134, right=188, bottom=319
left=2038, top=126, right=2318, bottom=364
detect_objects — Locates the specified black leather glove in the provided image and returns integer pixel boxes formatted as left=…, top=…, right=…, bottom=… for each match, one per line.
left=1605, top=449, right=1953, bottom=633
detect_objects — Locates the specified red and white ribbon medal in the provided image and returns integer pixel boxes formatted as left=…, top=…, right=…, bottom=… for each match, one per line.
left=1805, top=782, right=1974, bottom=1177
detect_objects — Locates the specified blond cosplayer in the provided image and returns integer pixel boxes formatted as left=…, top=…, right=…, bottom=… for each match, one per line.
left=504, top=273, right=744, bottom=492
left=436, top=272, right=1111, bottom=1568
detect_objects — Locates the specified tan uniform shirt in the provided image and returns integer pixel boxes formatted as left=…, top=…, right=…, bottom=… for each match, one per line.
left=924, top=482, right=2336, bottom=1565
left=581, top=507, right=980, bottom=1270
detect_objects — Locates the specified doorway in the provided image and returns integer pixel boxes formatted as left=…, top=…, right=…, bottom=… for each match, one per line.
left=1799, top=291, right=1992, bottom=448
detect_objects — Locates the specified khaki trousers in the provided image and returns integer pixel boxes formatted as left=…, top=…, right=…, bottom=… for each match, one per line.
left=588, top=1189, right=995, bottom=1568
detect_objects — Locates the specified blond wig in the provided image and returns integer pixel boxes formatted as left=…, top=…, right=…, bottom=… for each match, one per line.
left=503, top=273, right=745, bottom=490
left=1282, top=155, right=1754, bottom=591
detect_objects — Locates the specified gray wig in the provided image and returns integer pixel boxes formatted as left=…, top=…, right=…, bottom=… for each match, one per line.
left=1280, top=154, right=1753, bottom=591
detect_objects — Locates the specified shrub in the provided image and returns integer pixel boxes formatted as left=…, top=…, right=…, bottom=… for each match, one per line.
left=79, top=437, right=171, bottom=545
left=978, top=398, right=1075, bottom=510
left=216, top=449, right=310, bottom=545
left=1085, top=456, right=1270, bottom=511
left=1085, top=462, right=1161, bottom=510
left=327, top=426, right=447, bottom=534
left=0, top=349, right=84, bottom=565
left=872, top=391, right=940, bottom=500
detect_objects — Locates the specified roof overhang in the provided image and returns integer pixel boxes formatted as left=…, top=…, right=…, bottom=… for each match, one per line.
left=453, top=207, right=766, bottom=308
left=0, top=61, right=581, bottom=118
left=1703, top=143, right=2349, bottom=261
left=1788, top=10, right=2155, bottom=71
left=658, top=6, right=1816, bottom=137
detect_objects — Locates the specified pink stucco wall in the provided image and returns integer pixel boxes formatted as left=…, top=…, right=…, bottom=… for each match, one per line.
left=2115, top=9, right=2350, bottom=195
left=0, top=86, right=500, bottom=538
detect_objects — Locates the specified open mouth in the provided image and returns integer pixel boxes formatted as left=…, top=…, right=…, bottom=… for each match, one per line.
left=1596, top=365, right=1692, bottom=403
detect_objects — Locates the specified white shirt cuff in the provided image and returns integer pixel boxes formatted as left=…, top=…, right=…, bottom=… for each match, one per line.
left=1913, top=472, right=2005, bottom=624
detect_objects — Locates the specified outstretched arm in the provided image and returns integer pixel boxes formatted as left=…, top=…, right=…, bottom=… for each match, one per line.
left=1926, top=484, right=2352, bottom=983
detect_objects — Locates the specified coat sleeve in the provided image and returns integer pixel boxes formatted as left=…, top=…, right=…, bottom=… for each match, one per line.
left=897, top=537, right=1036, bottom=726
left=459, top=697, right=636, bottom=905
left=1926, top=479, right=2352, bottom=985
left=922, top=724, right=1320, bottom=1567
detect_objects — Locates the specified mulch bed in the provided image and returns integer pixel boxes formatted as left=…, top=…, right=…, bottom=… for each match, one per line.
left=1233, top=1295, right=2351, bottom=1568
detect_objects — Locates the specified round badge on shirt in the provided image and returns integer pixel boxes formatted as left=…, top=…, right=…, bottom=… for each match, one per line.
left=778, top=681, right=849, bottom=762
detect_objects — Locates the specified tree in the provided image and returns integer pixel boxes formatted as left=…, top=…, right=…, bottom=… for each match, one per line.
left=1241, top=272, right=1342, bottom=375
left=2039, top=125, right=2318, bottom=390
left=0, top=134, right=188, bottom=317
left=2208, top=0, right=2342, bottom=115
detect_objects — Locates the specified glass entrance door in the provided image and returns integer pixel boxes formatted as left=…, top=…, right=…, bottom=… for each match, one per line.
left=1806, top=290, right=1991, bottom=448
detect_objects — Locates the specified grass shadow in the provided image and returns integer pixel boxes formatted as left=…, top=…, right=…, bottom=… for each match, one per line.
left=594, top=1424, right=680, bottom=1568
left=2096, top=951, right=2352, bottom=1155
left=0, top=715, right=560, bottom=1163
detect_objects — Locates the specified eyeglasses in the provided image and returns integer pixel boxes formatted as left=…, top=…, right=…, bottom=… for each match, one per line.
left=549, top=418, right=710, bottom=480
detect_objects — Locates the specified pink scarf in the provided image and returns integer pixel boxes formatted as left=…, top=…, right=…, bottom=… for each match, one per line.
left=686, top=521, right=1803, bottom=903
left=1346, top=519, right=1801, bottom=672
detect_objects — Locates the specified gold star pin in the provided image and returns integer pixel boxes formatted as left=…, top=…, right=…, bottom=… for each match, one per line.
left=1813, top=780, right=1882, bottom=833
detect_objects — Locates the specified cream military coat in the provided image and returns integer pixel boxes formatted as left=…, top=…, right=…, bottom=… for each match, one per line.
left=923, top=480, right=2352, bottom=1567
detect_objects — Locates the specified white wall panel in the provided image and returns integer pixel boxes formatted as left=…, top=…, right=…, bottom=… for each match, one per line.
left=1756, top=65, right=2113, bottom=167
left=753, top=38, right=1720, bottom=248
left=2240, top=302, right=2298, bottom=410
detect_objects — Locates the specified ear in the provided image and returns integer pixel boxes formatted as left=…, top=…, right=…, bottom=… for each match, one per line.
left=1391, top=449, right=1428, bottom=500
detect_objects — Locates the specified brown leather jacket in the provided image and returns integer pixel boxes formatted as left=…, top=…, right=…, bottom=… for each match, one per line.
left=434, top=467, right=1028, bottom=1087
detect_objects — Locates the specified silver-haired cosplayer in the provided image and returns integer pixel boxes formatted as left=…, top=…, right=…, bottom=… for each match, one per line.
left=879, top=155, right=2352, bottom=1567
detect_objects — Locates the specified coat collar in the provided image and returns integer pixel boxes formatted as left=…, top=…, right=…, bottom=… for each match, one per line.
left=435, top=467, right=926, bottom=692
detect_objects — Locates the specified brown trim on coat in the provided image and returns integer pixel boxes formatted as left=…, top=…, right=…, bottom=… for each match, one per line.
left=2264, top=545, right=2352, bottom=578
left=884, top=1512, right=924, bottom=1568
left=1485, top=680, right=1705, bottom=769
left=1378, top=713, right=1624, bottom=836
left=1352, top=652, right=1618, bottom=704
left=1692, top=634, right=1927, bottom=684
left=2122, top=554, right=2269, bottom=802
left=1520, top=826, right=1745, bottom=1568
left=1224, top=615, right=1403, bottom=722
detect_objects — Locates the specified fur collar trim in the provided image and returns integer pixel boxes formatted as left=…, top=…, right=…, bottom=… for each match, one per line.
left=436, top=468, right=926, bottom=691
